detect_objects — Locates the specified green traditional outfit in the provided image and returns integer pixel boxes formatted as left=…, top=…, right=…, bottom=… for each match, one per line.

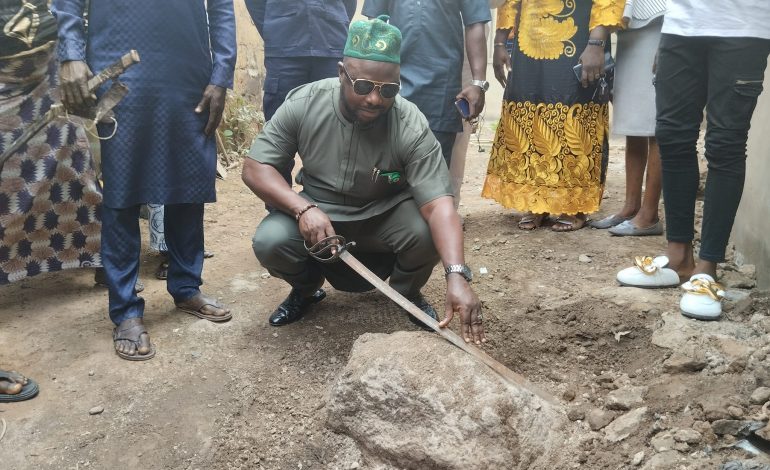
left=483, top=0, right=624, bottom=215
left=249, top=17, right=452, bottom=295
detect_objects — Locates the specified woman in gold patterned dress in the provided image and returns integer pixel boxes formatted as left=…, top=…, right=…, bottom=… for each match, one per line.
left=483, top=0, right=624, bottom=231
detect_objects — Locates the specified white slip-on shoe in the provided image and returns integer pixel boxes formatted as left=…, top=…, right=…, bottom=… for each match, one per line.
left=616, top=255, right=680, bottom=288
left=680, top=273, right=725, bottom=321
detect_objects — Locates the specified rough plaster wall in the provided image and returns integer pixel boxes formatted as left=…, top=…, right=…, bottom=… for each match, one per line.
left=233, top=0, right=265, bottom=102
left=733, top=61, right=770, bottom=289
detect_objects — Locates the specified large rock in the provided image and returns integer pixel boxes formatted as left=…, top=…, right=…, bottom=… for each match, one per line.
left=326, top=332, right=571, bottom=470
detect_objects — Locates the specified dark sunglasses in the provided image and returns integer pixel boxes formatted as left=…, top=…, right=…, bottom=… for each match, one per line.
left=341, top=63, right=400, bottom=99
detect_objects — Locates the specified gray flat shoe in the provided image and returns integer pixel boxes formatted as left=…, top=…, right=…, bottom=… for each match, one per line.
left=609, top=219, right=664, bottom=237
left=590, top=213, right=632, bottom=229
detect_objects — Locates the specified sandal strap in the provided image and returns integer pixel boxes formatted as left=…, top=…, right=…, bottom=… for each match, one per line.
left=177, top=293, right=222, bottom=311
left=113, top=323, right=148, bottom=343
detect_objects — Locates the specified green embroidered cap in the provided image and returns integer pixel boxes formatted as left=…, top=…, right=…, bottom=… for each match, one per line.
left=343, top=15, right=401, bottom=64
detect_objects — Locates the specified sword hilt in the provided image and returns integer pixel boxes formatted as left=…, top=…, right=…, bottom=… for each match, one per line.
left=305, top=235, right=355, bottom=263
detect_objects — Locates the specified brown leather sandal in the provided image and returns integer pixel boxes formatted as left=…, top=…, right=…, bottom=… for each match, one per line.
left=176, top=293, right=232, bottom=322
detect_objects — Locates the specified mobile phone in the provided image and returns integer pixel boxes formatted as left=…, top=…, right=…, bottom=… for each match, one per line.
left=454, top=98, right=471, bottom=119
left=572, top=63, right=583, bottom=82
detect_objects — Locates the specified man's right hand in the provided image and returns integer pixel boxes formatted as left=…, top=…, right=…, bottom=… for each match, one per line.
left=59, top=60, right=95, bottom=112
left=297, top=206, right=336, bottom=247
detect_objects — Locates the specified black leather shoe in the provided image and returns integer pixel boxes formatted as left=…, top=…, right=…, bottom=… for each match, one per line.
left=406, top=293, right=438, bottom=330
left=269, top=288, right=326, bottom=326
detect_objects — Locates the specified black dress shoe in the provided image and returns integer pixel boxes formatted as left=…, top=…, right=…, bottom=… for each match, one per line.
left=406, top=293, right=438, bottom=330
left=269, top=288, right=326, bottom=326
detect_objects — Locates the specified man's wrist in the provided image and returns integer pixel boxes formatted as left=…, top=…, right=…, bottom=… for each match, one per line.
left=469, top=79, right=489, bottom=92
left=445, top=264, right=473, bottom=282
left=294, top=203, right=318, bottom=222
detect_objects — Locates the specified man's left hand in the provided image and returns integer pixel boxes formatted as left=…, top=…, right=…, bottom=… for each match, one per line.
left=439, top=275, right=485, bottom=344
left=195, top=85, right=227, bottom=136
left=456, top=84, right=485, bottom=119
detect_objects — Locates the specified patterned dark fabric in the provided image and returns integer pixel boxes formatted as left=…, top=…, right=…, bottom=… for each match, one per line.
left=0, top=44, right=102, bottom=284
left=52, top=0, right=237, bottom=208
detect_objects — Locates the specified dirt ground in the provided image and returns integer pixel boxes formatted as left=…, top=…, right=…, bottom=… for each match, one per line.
left=1, top=103, right=767, bottom=469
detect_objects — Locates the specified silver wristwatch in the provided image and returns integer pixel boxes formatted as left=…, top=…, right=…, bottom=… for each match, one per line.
left=445, top=264, right=473, bottom=282
left=470, top=79, right=490, bottom=92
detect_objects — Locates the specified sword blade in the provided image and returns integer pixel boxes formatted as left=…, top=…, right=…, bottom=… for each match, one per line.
left=337, top=250, right=556, bottom=404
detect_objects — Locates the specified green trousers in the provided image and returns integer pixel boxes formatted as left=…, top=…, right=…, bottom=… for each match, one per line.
left=252, top=199, right=440, bottom=297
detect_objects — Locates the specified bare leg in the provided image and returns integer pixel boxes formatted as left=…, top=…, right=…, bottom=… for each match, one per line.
left=631, top=137, right=663, bottom=227
left=617, top=136, right=648, bottom=218
left=666, top=241, right=696, bottom=281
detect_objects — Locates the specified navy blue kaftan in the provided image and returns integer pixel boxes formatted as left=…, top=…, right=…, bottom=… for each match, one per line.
left=52, top=0, right=237, bottom=209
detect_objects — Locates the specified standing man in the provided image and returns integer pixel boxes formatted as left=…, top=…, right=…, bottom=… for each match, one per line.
left=243, top=16, right=485, bottom=344
left=245, top=0, right=357, bottom=121
left=244, top=0, right=356, bottom=185
left=52, top=0, right=236, bottom=360
left=362, top=0, right=491, bottom=165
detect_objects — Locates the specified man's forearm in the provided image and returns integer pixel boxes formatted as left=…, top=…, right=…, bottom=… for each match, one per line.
left=420, top=196, right=465, bottom=267
left=242, top=159, right=311, bottom=216
left=465, top=22, right=488, bottom=81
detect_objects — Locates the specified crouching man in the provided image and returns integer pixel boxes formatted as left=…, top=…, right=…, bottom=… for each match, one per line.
left=242, top=16, right=485, bottom=344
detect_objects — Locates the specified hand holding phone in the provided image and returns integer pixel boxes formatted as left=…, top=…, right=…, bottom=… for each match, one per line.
left=455, top=98, right=471, bottom=119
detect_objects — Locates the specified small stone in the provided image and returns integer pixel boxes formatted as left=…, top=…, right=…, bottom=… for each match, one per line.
left=750, top=386, right=770, bottom=405
left=191, top=351, right=202, bottom=359
left=640, top=450, right=681, bottom=470
left=562, top=388, right=577, bottom=402
left=89, top=406, right=104, bottom=415
left=578, top=254, right=592, bottom=263
left=604, top=407, right=647, bottom=443
left=567, top=407, right=585, bottom=421
left=673, top=428, right=702, bottom=444
left=261, top=272, right=271, bottom=279
left=651, top=432, right=675, bottom=452
left=587, top=408, right=615, bottom=431
left=662, top=353, right=708, bottom=373
left=349, top=463, right=360, bottom=469
left=88, top=370, right=94, bottom=377
left=606, top=386, right=647, bottom=411
left=631, top=451, right=644, bottom=466
left=711, top=419, right=762, bottom=436
left=727, top=406, right=745, bottom=418
left=672, top=441, right=690, bottom=452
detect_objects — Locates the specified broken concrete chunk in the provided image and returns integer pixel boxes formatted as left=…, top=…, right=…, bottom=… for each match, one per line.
left=663, top=352, right=708, bottom=373
left=586, top=408, right=615, bottom=431
left=604, top=407, right=647, bottom=443
left=673, top=428, right=702, bottom=444
left=651, top=431, right=675, bottom=452
left=606, top=385, right=647, bottom=411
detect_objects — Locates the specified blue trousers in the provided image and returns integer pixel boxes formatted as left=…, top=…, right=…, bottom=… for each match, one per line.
left=432, top=130, right=457, bottom=167
left=264, top=56, right=340, bottom=187
left=263, top=56, right=341, bottom=120
left=101, top=203, right=205, bottom=325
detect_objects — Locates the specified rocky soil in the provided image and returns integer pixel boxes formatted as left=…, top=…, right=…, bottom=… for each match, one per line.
left=1, top=121, right=769, bottom=469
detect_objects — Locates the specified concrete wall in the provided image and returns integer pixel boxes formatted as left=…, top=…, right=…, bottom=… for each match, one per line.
left=733, top=62, right=770, bottom=289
